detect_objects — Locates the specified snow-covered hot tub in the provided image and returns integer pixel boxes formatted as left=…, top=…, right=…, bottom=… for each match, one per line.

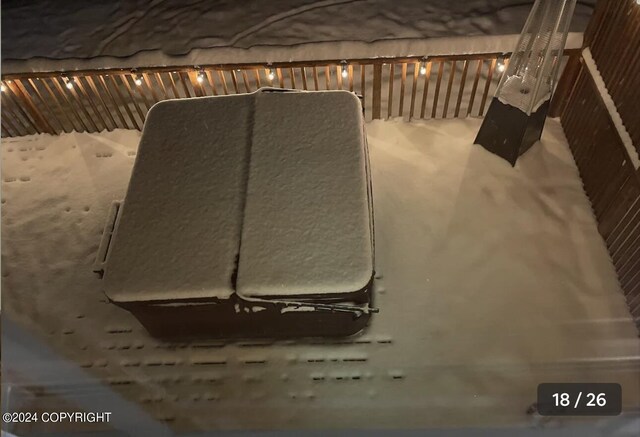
left=94, top=89, right=376, bottom=339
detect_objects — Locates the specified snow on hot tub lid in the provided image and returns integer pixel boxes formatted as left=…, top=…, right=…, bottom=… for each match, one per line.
left=102, top=89, right=373, bottom=304
left=236, top=91, right=374, bottom=299
left=103, top=95, right=253, bottom=303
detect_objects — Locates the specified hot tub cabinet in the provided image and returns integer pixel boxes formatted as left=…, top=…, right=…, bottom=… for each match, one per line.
left=94, top=89, right=375, bottom=339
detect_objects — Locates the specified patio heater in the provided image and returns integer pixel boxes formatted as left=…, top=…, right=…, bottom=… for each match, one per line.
left=474, top=0, right=577, bottom=166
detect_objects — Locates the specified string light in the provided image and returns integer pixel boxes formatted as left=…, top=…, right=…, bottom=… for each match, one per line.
left=419, top=61, right=427, bottom=75
left=130, top=70, right=143, bottom=86
left=341, top=62, right=348, bottom=79
left=267, top=67, right=275, bottom=81
left=497, top=59, right=506, bottom=73
left=63, top=76, right=74, bottom=89
left=196, top=69, right=205, bottom=83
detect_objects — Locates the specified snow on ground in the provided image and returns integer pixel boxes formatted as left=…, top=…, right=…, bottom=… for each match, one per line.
left=2, top=117, right=639, bottom=431
left=2, top=0, right=594, bottom=73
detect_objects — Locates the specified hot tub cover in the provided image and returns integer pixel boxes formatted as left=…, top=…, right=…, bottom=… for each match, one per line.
left=100, top=89, right=373, bottom=308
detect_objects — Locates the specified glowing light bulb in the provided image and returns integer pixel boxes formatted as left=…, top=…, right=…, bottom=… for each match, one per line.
left=268, top=68, right=275, bottom=81
left=63, top=77, right=74, bottom=89
left=0, top=84, right=5, bottom=92
left=341, top=63, right=348, bottom=78
left=420, top=62, right=427, bottom=75
left=497, top=62, right=506, bottom=73
left=196, top=70, right=205, bottom=83
left=134, top=75, right=143, bottom=86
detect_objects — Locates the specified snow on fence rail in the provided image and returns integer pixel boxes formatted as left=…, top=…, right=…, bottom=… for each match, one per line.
left=0, top=51, right=578, bottom=138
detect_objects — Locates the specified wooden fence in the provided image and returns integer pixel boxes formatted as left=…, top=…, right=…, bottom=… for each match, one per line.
left=584, top=0, right=640, bottom=155
left=0, top=51, right=579, bottom=138
left=558, top=0, right=640, bottom=330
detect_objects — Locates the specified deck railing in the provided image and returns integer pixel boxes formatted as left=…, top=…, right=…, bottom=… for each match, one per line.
left=0, top=50, right=578, bottom=138
left=584, top=0, right=640, bottom=153
left=558, top=0, right=640, bottom=330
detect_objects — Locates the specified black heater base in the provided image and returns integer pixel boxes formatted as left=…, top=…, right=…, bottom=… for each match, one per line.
left=474, top=98, right=550, bottom=166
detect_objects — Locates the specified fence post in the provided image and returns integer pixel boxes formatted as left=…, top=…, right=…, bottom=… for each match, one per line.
left=372, top=63, right=382, bottom=120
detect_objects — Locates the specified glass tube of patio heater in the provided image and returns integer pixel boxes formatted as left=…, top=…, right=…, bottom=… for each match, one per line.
left=495, top=0, right=577, bottom=115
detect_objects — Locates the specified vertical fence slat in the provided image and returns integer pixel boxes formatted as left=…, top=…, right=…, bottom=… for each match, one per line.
left=177, top=72, right=193, bottom=98
left=431, top=61, right=445, bottom=119
left=360, top=65, right=366, bottom=108
left=75, top=77, right=108, bottom=131
left=52, top=77, right=90, bottom=132
left=276, top=68, right=285, bottom=89
left=99, top=76, right=130, bottom=129
left=204, top=71, right=219, bottom=96
left=478, top=58, right=497, bottom=117
left=467, top=59, right=483, bottom=116
left=217, top=71, right=229, bottom=95
left=5, top=82, right=42, bottom=134
left=25, top=78, right=65, bottom=133
left=122, top=74, right=148, bottom=123
left=85, top=76, right=117, bottom=130
left=42, top=78, right=78, bottom=132
left=312, top=67, right=320, bottom=91
left=387, top=63, right=395, bottom=119
left=166, top=72, right=181, bottom=98
left=398, top=63, right=407, bottom=117
left=113, top=75, right=141, bottom=130
left=442, top=60, right=457, bottom=118
left=16, top=79, right=60, bottom=134
left=228, top=70, right=240, bottom=94
left=1, top=122, right=11, bottom=137
left=253, top=69, right=262, bottom=89
left=372, top=63, right=382, bottom=120
left=300, top=67, right=308, bottom=90
left=409, top=62, right=419, bottom=120
left=288, top=68, right=296, bottom=89
left=68, top=78, right=100, bottom=132
left=5, top=81, right=45, bottom=134
left=240, top=70, right=250, bottom=93
left=153, top=73, right=169, bottom=100
left=324, top=66, right=331, bottom=90
left=142, top=73, right=161, bottom=103
left=420, top=61, right=432, bottom=119
left=0, top=100, right=26, bottom=136
left=348, top=65, right=354, bottom=92
left=454, top=60, right=469, bottom=118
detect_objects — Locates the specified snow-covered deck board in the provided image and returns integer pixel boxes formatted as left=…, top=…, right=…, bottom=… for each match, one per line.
left=2, top=117, right=639, bottom=431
